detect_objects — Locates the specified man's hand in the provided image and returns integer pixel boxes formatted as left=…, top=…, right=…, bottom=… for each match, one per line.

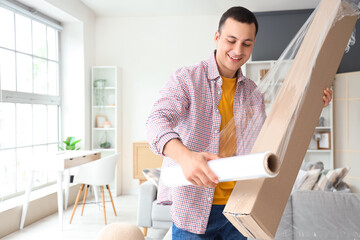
left=179, top=151, right=220, bottom=188
left=323, top=88, right=332, bottom=107
left=163, top=139, right=219, bottom=188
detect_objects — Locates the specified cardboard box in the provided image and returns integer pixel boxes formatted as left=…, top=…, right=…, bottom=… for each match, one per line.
left=223, top=0, right=359, bottom=239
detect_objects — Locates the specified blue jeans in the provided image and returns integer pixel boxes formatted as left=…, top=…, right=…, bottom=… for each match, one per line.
left=172, top=205, right=247, bottom=240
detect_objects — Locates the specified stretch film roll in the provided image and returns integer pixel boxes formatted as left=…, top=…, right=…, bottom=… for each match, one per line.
left=162, top=152, right=280, bottom=187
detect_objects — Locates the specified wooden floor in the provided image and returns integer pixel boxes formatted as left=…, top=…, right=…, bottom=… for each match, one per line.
left=3, top=195, right=168, bottom=240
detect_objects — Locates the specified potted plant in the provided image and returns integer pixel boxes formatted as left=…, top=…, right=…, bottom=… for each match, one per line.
left=58, top=136, right=82, bottom=183
left=58, top=137, right=81, bottom=151
left=100, top=132, right=111, bottom=149
left=100, top=141, right=111, bottom=149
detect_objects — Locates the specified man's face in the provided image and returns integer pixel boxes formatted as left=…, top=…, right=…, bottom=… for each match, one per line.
left=214, top=18, right=256, bottom=78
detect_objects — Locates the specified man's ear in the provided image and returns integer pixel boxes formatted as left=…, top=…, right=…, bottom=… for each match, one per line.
left=214, top=31, right=220, bottom=45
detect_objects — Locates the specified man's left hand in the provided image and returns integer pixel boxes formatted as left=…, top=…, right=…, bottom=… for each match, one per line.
left=323, top=88, right=332, bottom=107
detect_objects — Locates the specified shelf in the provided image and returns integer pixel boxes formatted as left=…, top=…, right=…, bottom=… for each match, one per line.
left=307, top=149, right=332, bottom=153
left=93, top=128, right=115, bottom=130
left=93, top=106, right=116, bottom=109
left=315, top=126, right=331, bottom=130
left=92, top=65, right=121, bottom=195
left=93, top=148, right=116, bottom=152
left=245, top=60, right=334, bottom=169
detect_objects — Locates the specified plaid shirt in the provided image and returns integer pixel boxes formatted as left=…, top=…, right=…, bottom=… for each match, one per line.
left=146, top=51, right=266, bottom=234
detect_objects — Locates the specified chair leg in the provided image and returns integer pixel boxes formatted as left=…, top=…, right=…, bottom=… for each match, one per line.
left=142, top=227, right=148, bottom=236
left=106, top=185, right=117, bottom=216
left=69, top=184, right=84, bottom=224
left=101, top=186, right=107, bottom=224
left=81, top=185, right=89, bottom=216
left=93, top=185, right=100, bottom=211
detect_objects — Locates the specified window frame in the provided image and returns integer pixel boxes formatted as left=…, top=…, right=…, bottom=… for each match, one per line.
left=0, top=0, right=62, bottom=200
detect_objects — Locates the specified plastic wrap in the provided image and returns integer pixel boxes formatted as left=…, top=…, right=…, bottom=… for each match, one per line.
left=220, top=0, right=360, bottom=239
left=220, top=0, right=360, bottom=160
left=162, top=152, right=279, bottom=186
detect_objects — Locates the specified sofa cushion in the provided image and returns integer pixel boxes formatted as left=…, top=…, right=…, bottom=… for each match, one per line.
left=274, top=197, right=293, bottom=240
left=292, top=191, right=360, bottom=240
left=292, top=169, right=307, bottom=192
left=313, top=167, right=349, bottom=191
left=301, top=161, right=324, bottom=171
left=152, top=201, right=171, bottom=222
left=298, top=169, right=321, bottom=191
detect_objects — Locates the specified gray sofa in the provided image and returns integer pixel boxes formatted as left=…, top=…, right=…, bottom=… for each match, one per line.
left=138, top=181, right=360, bottom=239
left=137, top=181, right=171, bottom=235
left=273, top=190, right=360, bottom=240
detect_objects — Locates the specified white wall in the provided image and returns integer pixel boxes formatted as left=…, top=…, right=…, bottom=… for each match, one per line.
left=61, top=22, right=85, bottom=144
left=334, top=71, right=360, bottom=193
left=43, top=0, right=96, bottom=150
left=95, top=15, right=220, bottom=194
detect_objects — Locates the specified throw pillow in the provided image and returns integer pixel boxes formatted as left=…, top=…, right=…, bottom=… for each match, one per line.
left=313, top=167, right=350, bottom=191
left=142, top=168, right=161, bottom=188
left=309, top=161, right=324, bottom=171
left=298, top=169, right=321, bottom=191
left=303, top=161, right=324, bottom=171
left=335, top=181, right=351, bottom=192
left=292, top=169, right=308, bottom=192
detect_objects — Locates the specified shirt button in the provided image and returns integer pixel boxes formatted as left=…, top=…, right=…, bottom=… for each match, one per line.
left=208, top=197, right=212, bottom=201
left=216, top=109, right=219, bottom=113
left=218, top=91, right=221, bottom=95
left=215, top=130, right=219, bottom=133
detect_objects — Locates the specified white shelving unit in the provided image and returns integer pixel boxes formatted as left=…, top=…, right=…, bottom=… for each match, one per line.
left=304, top=103, right=334, bottom=169
left=242, top=60, right=276, bottom=82
left=91, top=66, right=122, bottom=195
left=91, top=66, right=121, bottom=158
left=244, top=60, right=334, bottom=169
left=243, top=60, right=278, bottom=115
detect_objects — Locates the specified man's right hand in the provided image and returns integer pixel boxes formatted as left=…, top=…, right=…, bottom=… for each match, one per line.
left=163, top=139, right=219, bottom=188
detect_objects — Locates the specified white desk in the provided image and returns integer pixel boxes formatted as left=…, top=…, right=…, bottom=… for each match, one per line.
left=20, top=150, right=101, bottom=230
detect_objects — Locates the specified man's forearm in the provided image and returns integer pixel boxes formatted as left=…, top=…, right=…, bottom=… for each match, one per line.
left=163, top=138, right=191, bottom=165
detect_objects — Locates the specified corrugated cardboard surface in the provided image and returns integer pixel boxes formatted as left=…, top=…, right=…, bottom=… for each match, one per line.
left=223, top=0, right=359, bottom=239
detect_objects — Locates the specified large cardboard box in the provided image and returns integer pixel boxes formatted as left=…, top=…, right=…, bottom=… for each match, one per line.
left=223, top=0, right=359, bottom=239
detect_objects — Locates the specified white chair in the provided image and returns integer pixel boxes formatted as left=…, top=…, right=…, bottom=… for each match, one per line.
left=69, top=153, right=119, bottom=225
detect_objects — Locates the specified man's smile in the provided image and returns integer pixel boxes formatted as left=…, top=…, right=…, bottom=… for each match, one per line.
left=228, top=54, right=242, bottom=62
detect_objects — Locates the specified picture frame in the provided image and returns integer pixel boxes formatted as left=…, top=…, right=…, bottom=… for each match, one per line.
left=95, top=115, right=108, bottom=128
left=317, top=132, right=331, bottom=150
left=259, top=68, right=270, bottom=80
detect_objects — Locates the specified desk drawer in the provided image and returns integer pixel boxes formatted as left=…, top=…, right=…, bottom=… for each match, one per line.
left=64, top=152, right=101, bottom=169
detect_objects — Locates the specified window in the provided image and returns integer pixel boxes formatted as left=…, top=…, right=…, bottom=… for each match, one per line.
left=0, top=1, right=62, bottom=200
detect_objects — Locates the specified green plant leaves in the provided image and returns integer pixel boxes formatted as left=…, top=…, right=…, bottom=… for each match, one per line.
left=59, top=136, right=82, bottom=151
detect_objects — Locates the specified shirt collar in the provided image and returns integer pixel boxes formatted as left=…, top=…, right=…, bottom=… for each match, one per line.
left=206, top=50, right=246, bottom=84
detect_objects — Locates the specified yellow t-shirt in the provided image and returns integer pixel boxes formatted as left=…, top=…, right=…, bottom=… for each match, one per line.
left=212, top=76, right=237, bottom=205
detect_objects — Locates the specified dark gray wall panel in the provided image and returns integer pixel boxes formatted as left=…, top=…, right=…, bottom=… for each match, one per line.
left=338, top=19, right=360, bottom=73
left=252, top=9, right=360, bottom=73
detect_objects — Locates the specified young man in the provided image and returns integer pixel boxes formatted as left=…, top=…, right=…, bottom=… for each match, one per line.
left=146, top=6, right=332, bottom=239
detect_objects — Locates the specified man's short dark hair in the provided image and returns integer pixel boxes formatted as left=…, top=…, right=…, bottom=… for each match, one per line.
left=218, top=7, right=258, bottom=36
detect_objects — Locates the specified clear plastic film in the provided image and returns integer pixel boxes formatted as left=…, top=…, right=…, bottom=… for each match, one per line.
left=220, top=0, right=360, bottom=239
left=219, top=0, right=360, bottom=159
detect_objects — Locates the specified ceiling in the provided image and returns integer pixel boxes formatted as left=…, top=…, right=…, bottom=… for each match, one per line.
left=80, top=0, right=321, bottom=18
